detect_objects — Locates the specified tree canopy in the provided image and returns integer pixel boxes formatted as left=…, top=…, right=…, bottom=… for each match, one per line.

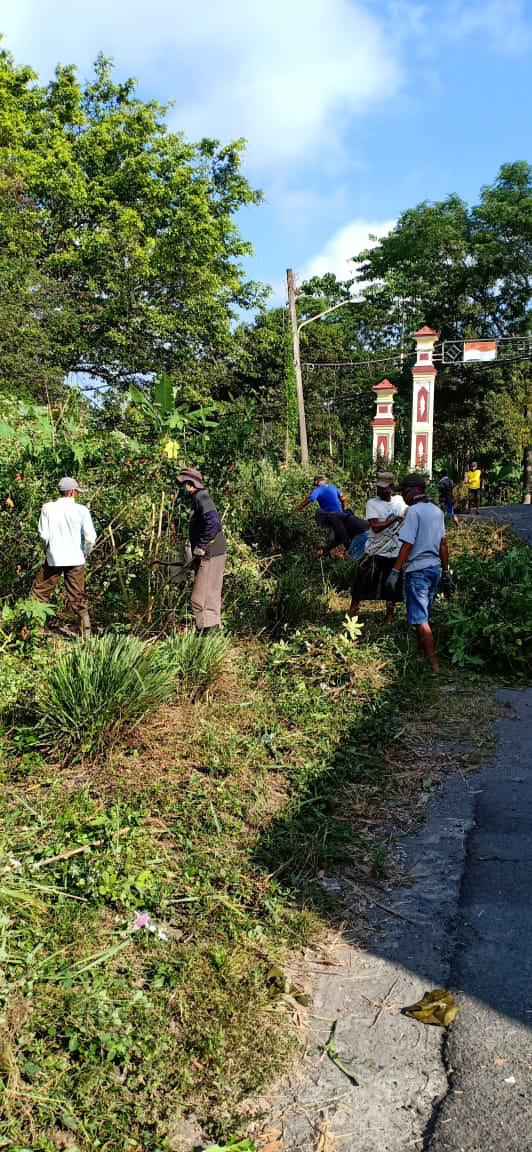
left=0, top=48, right=263, bottom=396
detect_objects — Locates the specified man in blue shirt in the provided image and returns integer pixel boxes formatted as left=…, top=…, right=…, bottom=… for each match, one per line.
left=296, top=475, right=367, bottom=557
left=385, top=474, right=451, bottom=674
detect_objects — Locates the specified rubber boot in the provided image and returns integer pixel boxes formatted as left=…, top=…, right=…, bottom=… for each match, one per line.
left=80, top=613, right=91, bottom=640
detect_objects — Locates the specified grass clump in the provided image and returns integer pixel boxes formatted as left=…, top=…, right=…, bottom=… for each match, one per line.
left=35, top=634, right=176, bottom=760
left=161, top=627, right=231, bottom=699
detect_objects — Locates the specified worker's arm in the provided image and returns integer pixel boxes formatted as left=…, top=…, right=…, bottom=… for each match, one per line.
left=439, top=537, right=449, bottom=571
left=368, top=515, right=402, bottom=534
left=392, top=540, right=412, bottom=572
left=81, top=508, right=97, bottom=558
left=37, top=507, right=49, bottom=548
left=339, top=491, right=348, bottom=511
left=295, top=496, right=312, bottom=513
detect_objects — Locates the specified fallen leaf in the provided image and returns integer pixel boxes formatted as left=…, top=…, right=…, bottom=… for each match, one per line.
left=403, top=988, right=460, bottom=1028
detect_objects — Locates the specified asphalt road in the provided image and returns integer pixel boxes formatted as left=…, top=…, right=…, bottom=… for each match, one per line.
left=466, top=503, right=532, bottom=546
left=428, top=688, right=532, bottom=1152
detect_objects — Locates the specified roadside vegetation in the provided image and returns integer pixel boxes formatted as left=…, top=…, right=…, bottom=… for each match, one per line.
left=0, top=42, right=530, bottom=1152
left=1, top=449, right=528, bottom=1150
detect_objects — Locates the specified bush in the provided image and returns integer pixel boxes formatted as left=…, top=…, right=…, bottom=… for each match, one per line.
left=35, top=634, right=176, bottom=760
left=268, top=560, right=321, bottom=635
left=443, top=546, right=532, bottom=677
left=160, top=628, right=231, bottom=699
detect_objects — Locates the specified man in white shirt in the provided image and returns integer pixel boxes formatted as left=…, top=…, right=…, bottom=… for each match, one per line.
left=32, top=477, right=97, bottom=637
left=348, top=472, right=407, bottom=625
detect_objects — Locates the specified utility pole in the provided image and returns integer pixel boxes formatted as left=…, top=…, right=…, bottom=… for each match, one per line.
left=287, top=268, right=309, bottom=468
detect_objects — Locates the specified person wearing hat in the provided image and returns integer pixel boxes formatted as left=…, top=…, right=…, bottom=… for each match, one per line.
left=385, top=474, right=451, bottom=674
left=31, top=477, right=96, bottom=637
left=348, top=472, right=407, bottom=625
left=176, top=467, right=226, bottom=632
left=296, top=475, right=367, bottom=558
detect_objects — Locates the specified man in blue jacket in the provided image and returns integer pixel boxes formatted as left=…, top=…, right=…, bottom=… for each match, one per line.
left=176, top=467, right=226, bottom=632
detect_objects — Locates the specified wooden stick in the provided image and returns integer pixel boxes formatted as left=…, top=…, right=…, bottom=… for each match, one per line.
left=31, top=827, right=130, bottom=870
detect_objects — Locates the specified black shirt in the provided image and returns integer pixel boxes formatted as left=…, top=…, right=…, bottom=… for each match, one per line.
left=188, top=489, right=226, bottom=556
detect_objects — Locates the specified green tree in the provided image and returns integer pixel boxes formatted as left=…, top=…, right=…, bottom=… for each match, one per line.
left=352, top=163, right=532, bottom=471
left=0, top=48, right=262, bottom=397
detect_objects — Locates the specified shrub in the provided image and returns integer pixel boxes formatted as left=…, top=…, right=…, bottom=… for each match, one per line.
left=443, top=546, right=532, bottom=677
left=268, top=560, right=319, bottom=635
left=160, top=628, right=231, bottom=699
left=35, top=634, right=176, bottom=760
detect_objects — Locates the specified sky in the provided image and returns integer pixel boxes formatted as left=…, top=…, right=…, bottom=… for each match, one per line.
left=1, top=0, right=531, bottom=306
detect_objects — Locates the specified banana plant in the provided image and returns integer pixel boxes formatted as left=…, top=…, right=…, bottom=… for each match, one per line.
left=129, top=374, right=218, bottom=445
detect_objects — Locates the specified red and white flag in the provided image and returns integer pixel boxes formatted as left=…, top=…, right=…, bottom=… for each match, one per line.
left=463, top=340, right=497, bottom=362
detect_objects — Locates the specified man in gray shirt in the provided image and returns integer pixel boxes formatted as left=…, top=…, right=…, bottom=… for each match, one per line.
left=385, top=474, right=451, bottom=673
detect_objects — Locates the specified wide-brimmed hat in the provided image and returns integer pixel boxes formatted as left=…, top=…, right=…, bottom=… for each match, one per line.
left=400, top=473, right=426, bottom=490
left=58, top=477, right=81, bottom=493
left=177, top=466, right=204, bottom=488
left=376, top=472, right=396, bottom=487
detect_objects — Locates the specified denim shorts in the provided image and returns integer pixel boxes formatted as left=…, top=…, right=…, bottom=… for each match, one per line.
left=404, top=565, right=441, bottom=625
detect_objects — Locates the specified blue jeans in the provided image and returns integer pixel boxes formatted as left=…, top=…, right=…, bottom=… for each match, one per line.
left=404, top=565, right=440, bottom=625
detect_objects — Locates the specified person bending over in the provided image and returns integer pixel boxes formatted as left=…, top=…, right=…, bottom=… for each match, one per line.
left=296, top=475, right=367, bottom=558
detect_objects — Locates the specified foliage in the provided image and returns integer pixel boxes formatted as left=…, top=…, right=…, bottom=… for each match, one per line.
left=442, top=545, right=532, bottom=676
left=352, top=162, right=532, bottom=471
left=0, top=49, right=263, bottom=396
left=160, top=628, right=231, bottom=699
left=34, top=634, right=177, bottom=759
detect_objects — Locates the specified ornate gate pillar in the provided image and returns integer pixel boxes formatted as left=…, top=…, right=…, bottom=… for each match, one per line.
left=371, top=378, right=397, bottom=463
left=410, top=326, right=438, bottom=476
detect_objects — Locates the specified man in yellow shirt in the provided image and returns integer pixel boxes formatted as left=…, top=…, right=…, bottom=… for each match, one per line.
left=466, top=461, right=482, bottom=514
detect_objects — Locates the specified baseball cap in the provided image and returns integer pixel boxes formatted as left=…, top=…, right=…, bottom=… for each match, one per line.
left=376, top=472, right=396, bottom=487
left=58, top=477, right=81, bottom=493
left=400, top=473, right=426, bottom=490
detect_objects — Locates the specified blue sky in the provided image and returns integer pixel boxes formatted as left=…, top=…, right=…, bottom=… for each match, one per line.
left=1, top=0, right=531, bottom=305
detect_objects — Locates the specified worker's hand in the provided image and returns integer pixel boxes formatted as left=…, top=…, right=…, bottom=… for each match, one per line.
left=193, top=546, right=206, bottom=558
left=384, top=568, right=400, bottom=596
left=439, top=571, right=454, bottom=598
left=314, top=547, right=325, bottom=559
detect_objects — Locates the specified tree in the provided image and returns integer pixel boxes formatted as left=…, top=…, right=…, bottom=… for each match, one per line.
left=352, top=164, right=532, bottom=469
left=0, top=49, right=263, bottom=397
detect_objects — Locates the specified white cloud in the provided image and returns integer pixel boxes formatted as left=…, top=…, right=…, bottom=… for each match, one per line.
left=0, top=0, right=403, bottom=169
left=300, top=218, right=396, bottom=282
left=444, top=0, right=532, bottom=53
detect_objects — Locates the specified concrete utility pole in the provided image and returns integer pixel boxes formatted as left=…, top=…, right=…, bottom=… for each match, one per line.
left=287, top=268, right=309, bottom=468
left=287, top=270, right=356, bottom=468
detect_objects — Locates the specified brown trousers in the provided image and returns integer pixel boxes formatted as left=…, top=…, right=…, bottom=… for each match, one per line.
left=32, top=562, right=88, bottom=618
left=190, top=553, right=226, bottom=630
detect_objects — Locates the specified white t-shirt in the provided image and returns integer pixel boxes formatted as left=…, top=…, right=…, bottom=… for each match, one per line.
left=364, top=494, right=407, bottom=558
left=38, top=497, right=97, bottom=567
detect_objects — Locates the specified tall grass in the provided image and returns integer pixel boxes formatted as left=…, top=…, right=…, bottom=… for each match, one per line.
left=160, top=628, right=231, bottom=699
left=35, top=634, right=176, bottom=760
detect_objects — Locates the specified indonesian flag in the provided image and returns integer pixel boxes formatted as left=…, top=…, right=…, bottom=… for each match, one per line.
left=464, top=340, right=497, bottom=362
